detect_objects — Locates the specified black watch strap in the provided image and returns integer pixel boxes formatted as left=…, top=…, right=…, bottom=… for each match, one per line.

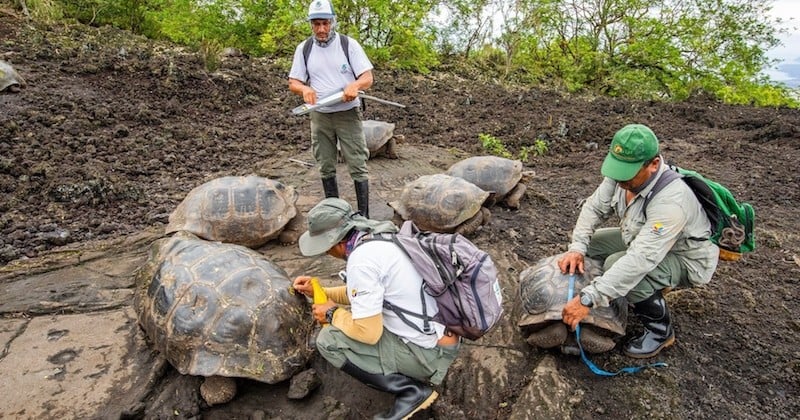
left=325, top=306, right=338, bottom=324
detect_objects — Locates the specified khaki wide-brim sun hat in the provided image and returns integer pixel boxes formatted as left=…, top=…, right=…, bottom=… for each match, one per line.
left=298, top=198, right=356, bottom=256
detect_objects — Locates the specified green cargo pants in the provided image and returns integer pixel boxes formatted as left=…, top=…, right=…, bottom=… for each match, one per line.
left=586, top=227, right=690, bottom=303
left=310, top=108, right=369, bottom=182
left=316, top=325, right=459, bottom=386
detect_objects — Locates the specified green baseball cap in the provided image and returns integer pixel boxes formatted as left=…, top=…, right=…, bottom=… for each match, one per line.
left=600, top=124, right=660, bottom=181
left=298, top=198, right=356, bottom=256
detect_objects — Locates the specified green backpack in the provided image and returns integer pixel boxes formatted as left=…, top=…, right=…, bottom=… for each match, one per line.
left=644, top=165, right=755, bottom=260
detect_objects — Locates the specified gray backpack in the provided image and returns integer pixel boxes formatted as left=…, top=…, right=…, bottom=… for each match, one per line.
left=358, top=220, right=504, bottom=341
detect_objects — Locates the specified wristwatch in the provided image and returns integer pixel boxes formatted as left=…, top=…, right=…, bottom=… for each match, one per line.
left=325, top=306, right=338, bottom=324
left=579, top=291, right=594, bottom=308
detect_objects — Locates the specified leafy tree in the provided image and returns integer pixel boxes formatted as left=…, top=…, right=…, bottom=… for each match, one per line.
left=258, top=0, right=308, bottom=57
left=57, top=0, right=149, bottom=31
left=12, top=0, right=796, bottom=107
left=488, top=0, right=795, bottom=105
left=332, top=0, right=440, bottom=71
left=431, top=0, right=494, bottom=59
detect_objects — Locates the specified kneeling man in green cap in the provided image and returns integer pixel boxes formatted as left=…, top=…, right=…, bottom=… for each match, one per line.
left=559, top=124, right=719, bottom=358
left=292, top=198, right=460, bottom=419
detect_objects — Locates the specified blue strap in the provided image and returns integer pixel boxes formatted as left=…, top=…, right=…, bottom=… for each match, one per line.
left=567, top=275, right=667, bottom=376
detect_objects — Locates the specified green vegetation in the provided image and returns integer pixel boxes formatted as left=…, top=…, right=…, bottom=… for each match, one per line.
left=479, top=133, right=512, bottom=158
left=10, top=0, right=798, bottom=108
left=519, top=139, right=548, bottom=162
left=480, top=134, right=547, bottom=162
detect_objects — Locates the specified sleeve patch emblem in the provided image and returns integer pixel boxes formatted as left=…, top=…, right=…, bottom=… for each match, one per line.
left=652, top=222, right=665, bottom=235
left=350, top=288, right=370, bottom=298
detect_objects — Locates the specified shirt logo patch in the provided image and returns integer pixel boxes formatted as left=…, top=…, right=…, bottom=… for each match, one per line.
left=340, top=64, right=350, bottom=74
left=652, top=222, right=665, bottom=235
left=350, top=288, right=369, bottom=298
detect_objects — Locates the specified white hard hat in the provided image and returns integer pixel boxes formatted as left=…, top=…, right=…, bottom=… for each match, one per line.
left=308, top=0, right=335, bottom=20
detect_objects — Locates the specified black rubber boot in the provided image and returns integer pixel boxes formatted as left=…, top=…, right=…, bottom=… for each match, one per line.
left=623, top=290, right=675, bottom=358
left=322, top=177, right=339, bottom=198
left=354, top=179, right=369, bottom=218
left=340, top=361, right=438, bottom=420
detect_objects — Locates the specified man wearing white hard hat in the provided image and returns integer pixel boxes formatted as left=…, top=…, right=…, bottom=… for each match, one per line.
left=288, top=0, right=374, bottom=218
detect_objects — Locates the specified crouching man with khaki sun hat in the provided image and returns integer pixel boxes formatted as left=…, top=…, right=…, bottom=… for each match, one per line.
left=292, top=198, right=461, bottom=419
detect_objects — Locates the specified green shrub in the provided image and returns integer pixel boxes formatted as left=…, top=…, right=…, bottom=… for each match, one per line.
left=479, top=133, right=512, bottom=158
left=519, top=139, right=548, bottom=162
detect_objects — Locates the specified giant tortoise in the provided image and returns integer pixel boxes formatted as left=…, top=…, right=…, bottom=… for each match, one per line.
left=0, top=60, right=26, bottom=93
left=446, top=156, right=531, bottom=209
left=166, top=175, right=302, bottom=248
left=134, top=232, right=315, bottom=405
left=336, top=120, right=401, bottom=162
left=517, top=253, right=627, bottom=354
left=388, top=173, right=490, bottom=235
left=363, top=120, right=401, bottom=159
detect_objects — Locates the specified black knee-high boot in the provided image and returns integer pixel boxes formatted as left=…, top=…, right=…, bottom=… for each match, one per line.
left=623, top=290, right=675, bottom=358
left=322, top=177, right=339, bottom=198
left=354, top=179, right=369, bottom=218
left=340, top=360, right=437, bottom=420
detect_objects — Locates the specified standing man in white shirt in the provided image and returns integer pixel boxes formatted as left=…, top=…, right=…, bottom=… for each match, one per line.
left=288, top=0, right=374, bottom=217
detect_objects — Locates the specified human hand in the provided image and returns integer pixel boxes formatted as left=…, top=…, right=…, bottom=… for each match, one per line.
left=558, top=251, right=585, bottom=275
left=302, top=87, right=317, bottom=105
left=562, top=296, right=590, bottom=331
left=342, top=84, right=358, bottom=102
left=312, top=301, right=337, bottom=324
left=292, top=276, right=314, bottom=298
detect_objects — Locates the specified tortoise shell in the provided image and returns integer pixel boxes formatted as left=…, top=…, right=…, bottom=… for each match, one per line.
left=133, top=232, right=314, bottom=383
left=517, top=253, right=627, bottom=353
left=389, top=173, right=489, bottom=233
left=446, top=156, right=523, bottom=198
left=166, top=175, right=298, bottom=248
left=362, top=120, right=395, bottom=156
left=0, top=60, right=26, bottom=92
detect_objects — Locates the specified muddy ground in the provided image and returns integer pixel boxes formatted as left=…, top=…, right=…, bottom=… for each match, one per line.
left=1, top=10, right=800, bottom=420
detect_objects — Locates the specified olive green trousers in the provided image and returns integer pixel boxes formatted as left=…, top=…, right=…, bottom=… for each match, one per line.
left=310, top=108, right=369, bottom=182
left=587, top=227, right=690, bottom=303
left=316, top=326, right=459, bottom=386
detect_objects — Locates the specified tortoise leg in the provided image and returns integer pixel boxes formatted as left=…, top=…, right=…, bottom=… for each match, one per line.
left=578, top=326, right=616, bottom=354
left=384, top=138, right=399, bottom=159
left=455, top=207, right=490, bottom=236
left=526, top=322, right=568, bottom=349
left=484, top=192, right=499, bottom=207
left=279, top=213, right=306, bottom=245
left=200, top=375, right=237, bottom=406
left=503, top=183, right=526, bottom=209
left=480, top=206, right=491, bottom=225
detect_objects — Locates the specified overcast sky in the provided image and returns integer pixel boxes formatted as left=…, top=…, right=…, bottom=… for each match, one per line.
left=765, top=0, right=800, bottom=87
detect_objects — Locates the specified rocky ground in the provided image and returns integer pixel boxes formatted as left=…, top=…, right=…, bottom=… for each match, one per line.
left=1, top=9, right=800, bottom=420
